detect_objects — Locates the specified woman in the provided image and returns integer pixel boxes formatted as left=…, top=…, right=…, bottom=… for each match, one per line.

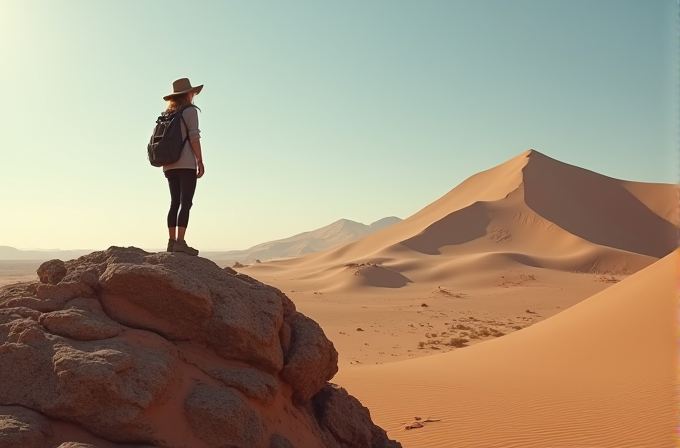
left=162, top=78, right=204, bottom=256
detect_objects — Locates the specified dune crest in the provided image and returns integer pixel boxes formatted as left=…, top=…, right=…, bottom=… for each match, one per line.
left=251, top=150, right=677, bottom=283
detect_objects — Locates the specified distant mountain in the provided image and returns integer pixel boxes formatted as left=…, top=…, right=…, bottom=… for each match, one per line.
left=0, top=246, right=93, bottom=261
left=205, top=217, right=402, bottom=263
left=369, top=216, right=402, bottom=231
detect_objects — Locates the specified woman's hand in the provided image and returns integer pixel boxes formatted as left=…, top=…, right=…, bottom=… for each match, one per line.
left=197, top=161, right=205, bottom=178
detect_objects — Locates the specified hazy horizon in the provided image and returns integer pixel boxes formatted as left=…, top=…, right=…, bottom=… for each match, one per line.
left=2, top=215, right=403, bottom=252
left=1, top=0, right=677, bottom=251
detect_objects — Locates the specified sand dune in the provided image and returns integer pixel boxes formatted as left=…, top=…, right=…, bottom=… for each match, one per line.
left=333, top=251, right=678, bottom=448
left=521, top=151, right=678, bottom=258
left=234, top=151, right=677, bottom=446
left=250, top=150, right=677, bottom=283
left=327, top=262, right=413, bottom=291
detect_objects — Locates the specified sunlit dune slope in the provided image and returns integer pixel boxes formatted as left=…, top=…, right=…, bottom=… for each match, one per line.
left=334, top=251, right=678, bottom=448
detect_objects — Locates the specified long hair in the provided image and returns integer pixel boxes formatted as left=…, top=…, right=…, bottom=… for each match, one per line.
left=165, top=93, right=201, bottom=114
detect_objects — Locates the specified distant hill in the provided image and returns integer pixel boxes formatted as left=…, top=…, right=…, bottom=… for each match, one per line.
left=0, top=246, right=93, bottom=261
left=205, top=217, right=402, bottom=263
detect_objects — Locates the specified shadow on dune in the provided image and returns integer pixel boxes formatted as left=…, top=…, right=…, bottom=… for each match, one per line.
left=522, top=153, right=678, bottom=259
left=399, top=202, right=491, bottom=255
left=348, top=264, right=413, bottom=288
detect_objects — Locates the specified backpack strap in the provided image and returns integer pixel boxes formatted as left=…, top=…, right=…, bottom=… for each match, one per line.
left=178, top=104, right=196, bottom=146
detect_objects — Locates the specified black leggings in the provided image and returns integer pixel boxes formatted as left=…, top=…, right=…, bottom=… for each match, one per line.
left=165, top=169, right=197, bottom=228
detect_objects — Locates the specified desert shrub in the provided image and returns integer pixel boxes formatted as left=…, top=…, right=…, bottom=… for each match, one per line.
left=454, top=324, right=472, bottom=330
left=477, top=327, right=491, bottom=337
left=489, top=328, right=505, bottom=337
left=446, top=337, right=469, bottom=348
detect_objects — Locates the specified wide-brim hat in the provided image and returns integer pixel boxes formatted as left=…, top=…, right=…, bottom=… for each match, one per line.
left=163, top=78, right=204, bottom=101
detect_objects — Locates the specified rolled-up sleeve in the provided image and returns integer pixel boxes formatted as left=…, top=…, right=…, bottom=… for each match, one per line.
left=183, top=107, right=201, bottom=141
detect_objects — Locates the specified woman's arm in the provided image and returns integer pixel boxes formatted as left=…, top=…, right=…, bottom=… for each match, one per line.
left=183, top=107, right=204, bottom=178
left=190, top=139, right=204, bottom=178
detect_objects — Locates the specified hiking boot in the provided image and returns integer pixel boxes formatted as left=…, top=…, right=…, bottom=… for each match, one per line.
left=167, top=238, right=176, bottom=252
left=173, top=239, right=199, bottom=256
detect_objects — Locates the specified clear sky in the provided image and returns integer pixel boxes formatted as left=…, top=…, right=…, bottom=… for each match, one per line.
left=0, top=0, right=677, bottom=251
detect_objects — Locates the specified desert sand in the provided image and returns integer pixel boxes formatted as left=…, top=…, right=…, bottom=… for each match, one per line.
left=1, top=150, right=676, bottom=447
left=332, top=251, right=677, bottom=447
left=236, top=150, right=678, bottom=447
left=0, top=261, right=41, bottom=287
left=239, top=150, right=677, bottom=364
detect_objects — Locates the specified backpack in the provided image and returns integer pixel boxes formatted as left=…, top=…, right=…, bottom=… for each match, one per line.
left=147, top=104, right=195, bottom=167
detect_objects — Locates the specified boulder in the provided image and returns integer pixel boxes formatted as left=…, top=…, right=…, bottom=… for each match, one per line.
left=282, top=313, right=339, bottom=404
left=313, top=384, right=402, bottom=448
left=97, top=250, right=285, bottom=372
left=37, top=259, right=67, bottom=285
left=0, top=246, right=401, bottom=448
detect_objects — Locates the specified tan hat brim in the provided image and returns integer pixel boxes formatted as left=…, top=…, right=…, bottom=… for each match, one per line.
left=163, top=84, right=203, bottom=101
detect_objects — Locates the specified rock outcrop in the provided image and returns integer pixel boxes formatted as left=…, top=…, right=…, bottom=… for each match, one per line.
left=0, top=246, right=401, bottom=448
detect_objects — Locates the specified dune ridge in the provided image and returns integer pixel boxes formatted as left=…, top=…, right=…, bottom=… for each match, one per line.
left=246, top=150, right=677, bottom=293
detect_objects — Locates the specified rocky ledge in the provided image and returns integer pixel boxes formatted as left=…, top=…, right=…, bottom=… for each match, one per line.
left=0, top=246, right=401, bottom=448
